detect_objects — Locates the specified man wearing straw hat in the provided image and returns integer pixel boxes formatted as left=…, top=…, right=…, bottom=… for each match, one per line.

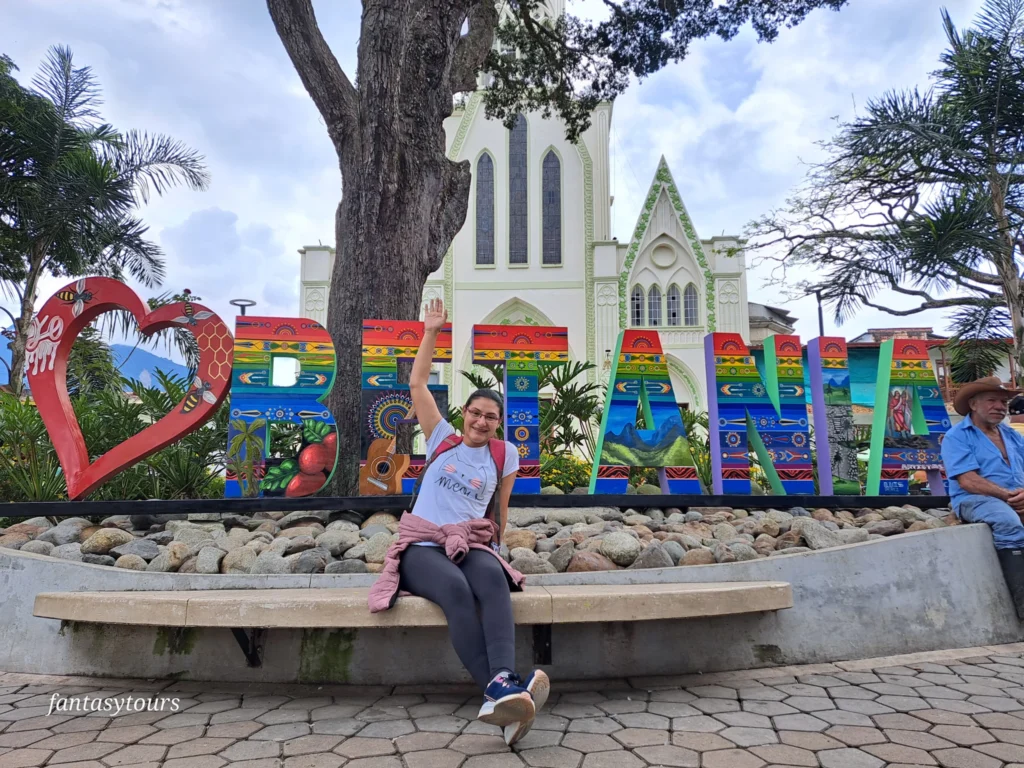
left=942, top=376, right=1024, bottom=616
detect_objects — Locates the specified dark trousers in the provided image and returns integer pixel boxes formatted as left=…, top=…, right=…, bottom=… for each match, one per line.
left=398, top=545, right=516, bottom=689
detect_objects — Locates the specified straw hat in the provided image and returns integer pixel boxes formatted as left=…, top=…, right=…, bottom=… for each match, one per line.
left=953, top=376, right=1021, bottom=416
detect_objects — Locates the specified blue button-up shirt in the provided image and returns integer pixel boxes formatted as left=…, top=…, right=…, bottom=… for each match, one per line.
left=941, top=414, right=1024, bottom=508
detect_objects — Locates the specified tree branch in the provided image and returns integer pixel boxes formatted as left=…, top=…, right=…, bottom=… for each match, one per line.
left=853, top=293, right=994, bottom=316
left=266, top=0, right=358, bottom=141
left=452, top=1, right=498, bottom=94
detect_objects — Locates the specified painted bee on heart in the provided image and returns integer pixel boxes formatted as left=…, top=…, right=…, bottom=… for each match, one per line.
left=181, top=376, right=217, bottom=414
left=173, top=300, right=214, bottom=327
left=56, top=279, right=94, bottom=318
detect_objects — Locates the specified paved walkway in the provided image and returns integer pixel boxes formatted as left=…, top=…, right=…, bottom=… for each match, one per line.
left=6, top=645, right=1024, bottom=767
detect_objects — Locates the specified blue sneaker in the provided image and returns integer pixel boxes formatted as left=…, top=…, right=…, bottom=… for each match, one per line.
left=477, top=672, right=535, bottom=727
left=503, top=669, right=550, bottom=746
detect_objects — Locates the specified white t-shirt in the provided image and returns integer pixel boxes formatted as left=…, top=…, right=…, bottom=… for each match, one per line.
left=412, top=420, right=519, bottom=543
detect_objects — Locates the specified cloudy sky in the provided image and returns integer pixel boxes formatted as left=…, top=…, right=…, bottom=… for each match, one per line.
left=2, top=0, right=987, bottom=350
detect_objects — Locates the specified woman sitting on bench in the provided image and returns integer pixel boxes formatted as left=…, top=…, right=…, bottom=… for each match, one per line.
left=368, top=298, right=549, bottom=746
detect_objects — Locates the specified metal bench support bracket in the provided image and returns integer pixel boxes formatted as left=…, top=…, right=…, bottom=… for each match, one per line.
left=231, top=627, right=267, bottom=667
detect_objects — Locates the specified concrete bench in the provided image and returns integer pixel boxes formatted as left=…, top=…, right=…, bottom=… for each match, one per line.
left=34, top=581, right=793, bottom=667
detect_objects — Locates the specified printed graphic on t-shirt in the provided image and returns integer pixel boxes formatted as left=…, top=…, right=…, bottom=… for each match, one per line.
left=436, top=463, right=487, bottom=502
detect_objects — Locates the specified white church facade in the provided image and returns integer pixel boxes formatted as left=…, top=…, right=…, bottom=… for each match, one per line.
left=299, top=94, right=776, bottom=411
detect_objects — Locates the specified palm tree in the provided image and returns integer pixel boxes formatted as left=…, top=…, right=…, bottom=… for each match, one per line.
left=0, top=46, right=209, bottom=395
left=749, top=0, right=1024, bottom=381
left=227, top=418, right=268, bottom=497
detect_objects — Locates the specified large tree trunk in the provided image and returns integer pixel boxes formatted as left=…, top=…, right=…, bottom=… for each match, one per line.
left=268, top=0, right=496, bottom=495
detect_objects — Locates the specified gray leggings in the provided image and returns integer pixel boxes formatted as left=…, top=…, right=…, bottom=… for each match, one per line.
left=398, top=545, right=515, bottom=689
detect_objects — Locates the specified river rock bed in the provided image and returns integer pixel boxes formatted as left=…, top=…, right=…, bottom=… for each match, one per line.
left=0, top=504, right=956, bottom=575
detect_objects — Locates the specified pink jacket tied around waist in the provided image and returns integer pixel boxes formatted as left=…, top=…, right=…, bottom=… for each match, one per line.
left=367, top=513, right=525, bottom=613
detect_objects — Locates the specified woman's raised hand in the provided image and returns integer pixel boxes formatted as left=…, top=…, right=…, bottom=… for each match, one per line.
left=424, top=297, right=448, bottom=334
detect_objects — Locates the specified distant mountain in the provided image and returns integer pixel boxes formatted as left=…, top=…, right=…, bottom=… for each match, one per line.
left=0, top=328, right=187, bottom=389
left=606, top=415, right=687, bottom=452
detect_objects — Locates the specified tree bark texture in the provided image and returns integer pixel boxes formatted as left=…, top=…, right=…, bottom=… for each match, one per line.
left=268, top=0, right=497, bottom=494
left=8, top=247, right=46, bottom=397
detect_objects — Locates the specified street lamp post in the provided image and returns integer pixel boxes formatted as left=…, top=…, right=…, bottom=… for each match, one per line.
left=229, top=299, right=257, bottom=316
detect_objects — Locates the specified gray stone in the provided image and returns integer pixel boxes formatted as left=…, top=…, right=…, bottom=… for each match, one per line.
left=278, top=509, right=330, bottom=528
left=114, top=554, right=148, bottom=571
left=19, top=541, right=53, bottom=556
left=364, top=532, right=394, bottom=564
left=628, top=540, right=674, bottom=570
left=511, top=547, right=540, bottom=561
left=316, top=530, right=361, bottom=557
left=222, top=547, right=258, bottom=574
left=511, top=557, right=557, bottom=575
left=326, top=520, right=360, bottom=533
left=81, top=554, right=115, bottom=566
left=251, top=550, right=291, bottom=574
left=535, top=538, right=558, bottom=554
left=172, top=526, right=218, bottom=548
left=288, top=547, right=330, bottom=574
left=794, top=519, right=845, bottom=550
left=724, top=542, right=761, bottom=561
left=51, top=543, right=83, bottom=561
left=359, top=524, right=392, bottom=540
left=789, top=506, right=811, bottom=517
left=80, top=528, right=135, bottom=554
left=343, top=544, right=368, bottom=560
left=145, top=531, right=175, bottom=545
left=545, top=510, right=588, bottom=526
left=770, top=547, right=812, bottom=556
left=285, top=535, right=318, bottom=554
left=865, top=520, right=905, bottom=537
left=684, top=512, right=704, bottom=523
left=326, top=559, right=368, bottom=574
left=548, top=542, right=576, bottom=573
left=712, top=523, right=738, bottom=541
left=37, top=524, right=87, bottom=547
left=662, top=541, right=685, bottom=565
left=509, top=509, right=547, bottom=527
left=601, top=532, right=642, bottom=566
left=836, top=529, right=870, bottom=545
left=110, top=539, right=161, bottom=561
left=196, top=547, right=226, bottom=574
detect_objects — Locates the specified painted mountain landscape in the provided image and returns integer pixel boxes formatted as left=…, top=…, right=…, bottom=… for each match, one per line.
left=599, top=414, right=696, bottom=468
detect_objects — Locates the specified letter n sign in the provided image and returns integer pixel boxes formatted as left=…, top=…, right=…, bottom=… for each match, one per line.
left=590, top=330, right=700, bottom=493
left=705, top=333, right=813, bottom=494
left=472, top=325, right=569, bottom=493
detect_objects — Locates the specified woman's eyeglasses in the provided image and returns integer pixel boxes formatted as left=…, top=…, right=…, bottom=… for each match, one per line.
left=465, top=407, right=501, bottom=424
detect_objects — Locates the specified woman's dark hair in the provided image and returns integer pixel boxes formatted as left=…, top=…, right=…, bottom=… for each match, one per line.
left=464, top=388, right=504, bottom=415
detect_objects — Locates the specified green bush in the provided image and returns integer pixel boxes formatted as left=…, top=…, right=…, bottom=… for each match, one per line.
left=540, top=453, right=592, bottom=494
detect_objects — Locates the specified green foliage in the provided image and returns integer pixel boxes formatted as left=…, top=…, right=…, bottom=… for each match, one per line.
left=749, top=0, right=1024, bottom=375
left=65, top=325, right=121, bottom=397
left=484, top=0, right=849, bottom=140
left=0, top=46, right=209, bottom=393
left=0, top=369, right=227, bottom=502
left=540, top=452, right=591, bottom=493
left=226, top=418, right=267, bottom=498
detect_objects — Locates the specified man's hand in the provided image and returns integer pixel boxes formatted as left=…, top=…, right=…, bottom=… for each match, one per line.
left=423, top=297, right=447, bottom=335
left=1007, top=488, right=1024, bottom=512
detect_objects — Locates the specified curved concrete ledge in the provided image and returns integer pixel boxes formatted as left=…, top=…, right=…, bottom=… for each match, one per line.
left=1, top=524, right=1021, bottom=684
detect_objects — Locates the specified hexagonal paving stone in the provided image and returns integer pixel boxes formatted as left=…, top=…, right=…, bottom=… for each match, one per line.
left=633, top=744, right=699, bottom=766
left=100, top=743, right=168, bottom=765
left=359, top=719, right=416, bottom=739
left=404, top=749, right=471, bottom=768
left=816, top=747, right=885, bottom=768
left=749, top=744, right=818, bottom=766
left=334, top=736, right=399, bottom=758
left=715, top=712, right=773, bottom=729
left=779, top=731, right=845, bottom=750
left=565, top=718, right=620, bottom=735
left=220, top=739, right=281, bottom=760
left=560, top=733, right=621, bottom=753
left=612, top=713, right=668, bottom=730
left=718, top=727, right=778, bottom=747
left=165, top=737, right=235, bottom=759
left=742, top=701, right=798, bottom=717
left=771, top=714, right=829, bottom=732
left=251, top=722, right=312, bottom=741
left=282, top=754, right=346, bottom=768
left=685, top=686, right=738, bottom=700
left=646, top=702, right=699, bottom=718
left=311, top=718, right=365, bottom=736
left=976, top=740, right=1024, bottom=762
left=670, top=732, right=735, bottom=752
left=397, top=732, right=457, bottom=753
left=931, top=747, right=1002, bottom=768
left=206, top=721, right=265, bottom=738
left=929, top=725, right=997, bottom=745
left=514, top=730, right=562, bottom=750
left=861, top=742, right=938, bottom=765
left=162, top=756, right=228, bottom=768
left=815, top=710, right=875, bottom=727
left=671, top=716, right=725, bottom=733
left=518, top=746, right=583, bottom=768
left=700, top=748, right=767, bottom=768
left=873, top=713, right=931, bottom=731
left=611, top=728, right=669, bottom=748
left=824, top=726, right=887, bottom=746
left=690, top=698, right=741, bottom=714
left=448, top=734, right=510, bottom=755
left=578, top=750, right=645, bottom=768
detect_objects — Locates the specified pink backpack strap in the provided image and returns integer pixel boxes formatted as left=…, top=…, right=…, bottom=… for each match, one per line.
left=486, top=439, right=507, bottom=546
left=432, top=434, right=463, bottom=459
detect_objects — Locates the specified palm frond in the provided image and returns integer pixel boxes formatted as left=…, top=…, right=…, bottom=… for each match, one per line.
left=946, top=301, right=1014, bottom=383
left=31, top=45, right=101, bottom=126
left=106, top=130, right=210, bottom=202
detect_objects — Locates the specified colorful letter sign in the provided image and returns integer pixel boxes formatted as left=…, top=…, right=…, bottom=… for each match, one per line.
left=29, top=277, right=232, bottom=500
left=807, top=338, right=860, bottom=495
left=225, top=317, right=337, bottom=497
left=867, top=339, right=951, bottom=495
left=361, top=320, right=452, bottom=493
left=472, top=324, right=569, bottom=492
left=705, top=333, right=813, bottom=494
left=590, top=330, right=700, bottom=493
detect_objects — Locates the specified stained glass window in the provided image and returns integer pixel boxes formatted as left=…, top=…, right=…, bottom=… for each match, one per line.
left=475, top=153, right=494, bottom=265
left=509, top=114, right=528, bottom=264
left=542, top=151, right=561, bottom=265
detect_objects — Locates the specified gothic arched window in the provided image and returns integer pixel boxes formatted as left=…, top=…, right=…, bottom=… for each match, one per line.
left=648, top=285, right=662, bottom=327
left=667, top=285, right=681, bottom=326
left=542, top=150, right=561, bottom=265
left=631, top=286, right=645, bottom=327
left=475, top=153, right=494, bottom=266
left=508, top=114, right=528, bottom=264
left=683, top=283, right=699, bottom=326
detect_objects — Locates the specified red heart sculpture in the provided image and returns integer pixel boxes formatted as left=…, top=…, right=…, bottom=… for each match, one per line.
left=27, top=277, right=233, bottom=499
